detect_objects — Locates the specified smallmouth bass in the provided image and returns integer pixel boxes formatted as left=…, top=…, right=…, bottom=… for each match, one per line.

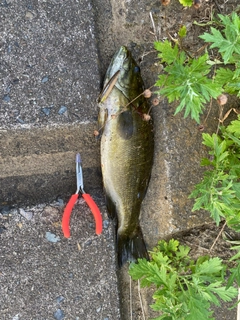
left=98, top=46, right=154, bottom=267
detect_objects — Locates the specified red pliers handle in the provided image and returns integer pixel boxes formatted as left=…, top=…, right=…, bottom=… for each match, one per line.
left=62, top=153, right=102, bottom=238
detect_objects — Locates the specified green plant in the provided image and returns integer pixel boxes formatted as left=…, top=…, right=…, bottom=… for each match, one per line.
left=178, top=0, right=194, bottom=7
left=186, top=11, right=240, bottom=309
left=178, top=0, right=201, bottom=7
left=189, top=116, right=240, bottom=230
left=129, top=239, right=237, bottom=320
left=154, top=39, right=222, bottom=123
left=154, top=12, right=240, bottom=123
left=200, top=12, right=240, bottom=97
left=225, top=240, right=240, bottom=289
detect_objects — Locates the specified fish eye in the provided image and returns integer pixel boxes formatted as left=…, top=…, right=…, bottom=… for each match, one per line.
left=134, top=66, right=140, bottom=73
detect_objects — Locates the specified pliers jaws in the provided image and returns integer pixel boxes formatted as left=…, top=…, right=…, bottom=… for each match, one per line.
left=75, top=153, right=84, bottom=194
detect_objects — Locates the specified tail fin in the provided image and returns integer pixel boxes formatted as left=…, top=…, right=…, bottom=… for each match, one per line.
left=117, top=227, right=149, bottom=267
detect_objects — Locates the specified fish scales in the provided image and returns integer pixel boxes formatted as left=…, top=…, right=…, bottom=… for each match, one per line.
left=98, top=46, right=154, bottom=267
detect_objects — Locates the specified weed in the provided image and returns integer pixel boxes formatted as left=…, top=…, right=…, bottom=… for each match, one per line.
left=129, top=239, right=237, bottom=320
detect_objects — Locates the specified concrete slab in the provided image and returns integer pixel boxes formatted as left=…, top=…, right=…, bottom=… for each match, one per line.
left=0, top=198, right=120, bottom=320
left=0, top=0, right=101, bottom=204
left=0, top=0, right=99, bottom=128
left=0, top=1, right=121, bottom=319
left=0, top=124, right=102, bottom=204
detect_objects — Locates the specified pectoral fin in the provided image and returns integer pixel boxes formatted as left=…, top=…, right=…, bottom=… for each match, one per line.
left=97, top=106, right=108, bottom=137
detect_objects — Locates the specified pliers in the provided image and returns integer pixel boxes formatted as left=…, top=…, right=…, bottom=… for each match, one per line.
left=62, top=153, right=102, bottom=238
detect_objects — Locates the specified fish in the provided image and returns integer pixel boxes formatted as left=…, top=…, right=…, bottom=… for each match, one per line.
left=98, top=46, right=154, bottom=267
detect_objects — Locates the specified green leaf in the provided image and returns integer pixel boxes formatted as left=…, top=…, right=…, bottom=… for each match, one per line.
left=227, top=213, right=240, bottom=232
left=200, top=27, right=225, bottom=48
left=129, top=259, right=157, bottom=283
left=154, top=40, right=180, bottom=65
left=176, top=244, right=191, bottom=259
left=195, top=257, right=224, bottom=276
left=202, top=133, right=220, bottom=149
left=201, top=289, right=220, bottom=306
left=215, top=67, right=240, bottom=95
left=211, top=201, right=227, bottom=225
left=200, top=157, right=213, bottom=166
left=185, top=295, right=213, bottom=320
left=179, top=0, right=193, bottom=7
left=232, top=182, right=240, bottom=199
left=233, top=61, right=240, bottom=79
left=226, top=116, right=240, bottom=136
left=178, top=25, right=187, bottom=38
left=207, top=283, right=238, bottom=302
left=215, top=68, right=235, bottom=85
left=225, top=132, right=240, bottom=147
left=151, top=251, right=170, bottom=268
left=196, top=255, right=210, bottom=267
left=200, top=13, right=240, bottom=64
left=157, top=239, right=179, bottom=254
left=227, top=263, right=240, bottom=288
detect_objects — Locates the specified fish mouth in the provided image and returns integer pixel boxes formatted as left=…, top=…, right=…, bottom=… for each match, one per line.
left=106, top=46, right=130, bottom=80
left=101, top=46, right=141, bottom=101
left=117, top=46, right=129, bottom=63
left=98, top=47, right=131, bottom=103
